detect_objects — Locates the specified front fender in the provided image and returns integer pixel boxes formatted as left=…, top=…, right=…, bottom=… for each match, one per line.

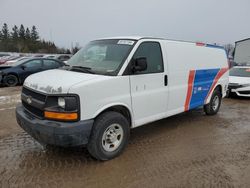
left=93, top=102, right=134, bottom=125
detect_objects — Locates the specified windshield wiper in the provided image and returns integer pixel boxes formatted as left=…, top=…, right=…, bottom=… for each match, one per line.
left=70, top=66, right=96, bottom=74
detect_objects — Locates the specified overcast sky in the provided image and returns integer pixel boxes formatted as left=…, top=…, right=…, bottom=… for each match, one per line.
left=1, top=0, right=250, bottom=48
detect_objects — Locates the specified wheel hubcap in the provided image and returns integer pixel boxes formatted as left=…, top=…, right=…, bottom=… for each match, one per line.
left=212, top=96, right=219, bottom=111
left=102, top=124, right=124, bottom=152
left=8, top=79, right=14, bottom=84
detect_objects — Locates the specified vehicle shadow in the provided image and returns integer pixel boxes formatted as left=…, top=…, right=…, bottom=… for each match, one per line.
left=227, top=95, right=250, bottom=101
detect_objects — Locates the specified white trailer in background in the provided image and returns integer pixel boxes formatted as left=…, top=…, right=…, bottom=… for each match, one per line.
left=234, top=38, right=250, bottom=65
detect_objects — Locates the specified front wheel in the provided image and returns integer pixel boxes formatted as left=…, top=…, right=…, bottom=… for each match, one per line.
left=87, top=111, right=130, bottom=161
left=4, top=74, right=19, bottom=87
left=204, top=89, right=222, bottom=115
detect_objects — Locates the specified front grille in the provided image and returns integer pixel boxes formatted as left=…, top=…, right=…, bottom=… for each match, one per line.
left=238, top=91, right=250, bottom=95
left=22, top=101, right=44, bottom=118
left=22, top=87, right=46, bottom=102
left=22, top=87, right=46, bottom=118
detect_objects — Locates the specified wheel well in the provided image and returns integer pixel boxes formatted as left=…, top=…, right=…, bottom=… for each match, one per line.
left=215, top=85, right=222, bottom=95
left=98, top=105, right=132, bottom=127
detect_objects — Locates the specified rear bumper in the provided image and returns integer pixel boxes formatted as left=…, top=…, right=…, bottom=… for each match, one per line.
left=16, top=104, right=94, bottom=147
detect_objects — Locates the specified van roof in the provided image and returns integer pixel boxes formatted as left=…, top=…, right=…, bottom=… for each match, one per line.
left=97, top=36, right=225, bottom=50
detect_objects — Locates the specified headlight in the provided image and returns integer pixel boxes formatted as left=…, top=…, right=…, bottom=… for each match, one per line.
left=58, top=97, right=66, bottom=108
left=44, top=95, right=79, bottom=121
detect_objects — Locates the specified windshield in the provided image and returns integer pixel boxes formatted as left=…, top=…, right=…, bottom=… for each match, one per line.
left=67, top=39, right=136, bottom=75
left=229, top=67, right=250, bottom=77
left=10, top=58, right=30, bottom=66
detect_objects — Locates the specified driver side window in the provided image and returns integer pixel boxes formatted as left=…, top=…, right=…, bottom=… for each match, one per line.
left=132, top=42, right=164, bottom=74
left=25, top=60, right=42, bottom=68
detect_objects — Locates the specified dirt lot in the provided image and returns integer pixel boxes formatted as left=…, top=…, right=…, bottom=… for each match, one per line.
left=0, top=86, right=250, bottom=188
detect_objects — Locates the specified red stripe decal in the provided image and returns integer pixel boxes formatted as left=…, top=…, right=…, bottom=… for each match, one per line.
left=196, top=42, right=205, bottom=46
left=184, top=70, right=195, bottom=111
left=205, top=67, right=228, bottom=103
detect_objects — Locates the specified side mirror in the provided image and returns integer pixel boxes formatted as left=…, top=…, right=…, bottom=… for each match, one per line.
left=132, top=57, right=147, bottom=73
left=21, top=65, right=26, bottom=70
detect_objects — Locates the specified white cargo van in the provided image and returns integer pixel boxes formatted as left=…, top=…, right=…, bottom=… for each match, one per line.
left=16, top=37, right=229, bottom=160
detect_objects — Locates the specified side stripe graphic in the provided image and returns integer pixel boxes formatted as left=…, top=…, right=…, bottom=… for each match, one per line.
left=205, top=67, right=229, bottom=103
left=184, top=70, right=195, bottom=111
left=185, top=67, right=228, bottom=111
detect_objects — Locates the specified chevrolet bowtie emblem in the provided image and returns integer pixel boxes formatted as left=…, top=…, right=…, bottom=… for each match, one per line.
left=26, top=96, right=32, bottom=104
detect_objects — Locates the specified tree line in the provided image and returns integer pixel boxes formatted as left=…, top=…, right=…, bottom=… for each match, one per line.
left=0, top=23, right=77, bottom=54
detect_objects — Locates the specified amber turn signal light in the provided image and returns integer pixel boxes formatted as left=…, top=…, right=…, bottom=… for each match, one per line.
left=44, top=111, right=78, bottom=121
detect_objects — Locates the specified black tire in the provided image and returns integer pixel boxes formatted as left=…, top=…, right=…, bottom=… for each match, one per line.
left=204, top=88, right=222, bottom=115
left=87, top=111, right=130, bottom=161
left=4, top=74, right=19, bottom=87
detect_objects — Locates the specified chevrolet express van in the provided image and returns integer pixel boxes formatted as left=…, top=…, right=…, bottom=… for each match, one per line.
left=16, top=37, right=229, bottom=160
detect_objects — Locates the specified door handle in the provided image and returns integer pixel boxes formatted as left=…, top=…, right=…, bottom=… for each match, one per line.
left=164, top=75, right=168, bottom=86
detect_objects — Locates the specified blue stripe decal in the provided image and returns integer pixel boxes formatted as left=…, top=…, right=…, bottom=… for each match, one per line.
left=189, top=69, right=220, bottom=109
left=206, top=44, right=224, bottom=50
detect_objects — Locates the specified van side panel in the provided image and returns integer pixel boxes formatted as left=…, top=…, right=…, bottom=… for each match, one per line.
left=165, top=41, right=228, bottom=115
left=188, top=68, right=219, bottom=110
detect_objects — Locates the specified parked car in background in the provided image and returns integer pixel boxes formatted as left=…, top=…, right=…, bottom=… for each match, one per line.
left=43, top=54, right=72, bottom=63
left=5, top=56, right=31, bottom=64
left=228, top=64, right=250, bottom=97
left=43, top=54, right=57, bottom=59
left=0, top=58, right=66, bottom=86
left=55, top=54, right=72, bottom=63
left=0, top=53, right=11, bottom=57
left=0, top=55, right=20, bottom=65
left=32, top=54, right=44, bottom=57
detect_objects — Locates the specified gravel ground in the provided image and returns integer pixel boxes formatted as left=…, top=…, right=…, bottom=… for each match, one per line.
left=0, top=86, right=250, bottom=188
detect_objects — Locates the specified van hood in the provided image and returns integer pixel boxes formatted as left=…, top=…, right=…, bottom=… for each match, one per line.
left=24, top=69, right=105, bottom=94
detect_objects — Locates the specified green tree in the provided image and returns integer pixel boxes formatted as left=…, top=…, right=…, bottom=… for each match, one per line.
left=31, top=25, right=39, bottom=41
left=8, top=25, right=19, bottom=52
left=19, top=24, right=25, bottom=39
left=25, top=28, right=31, bottom=40
left=0, top=23, right=68, bottom=53
left=11, top=25, right=19, bottom=40
left=0, top=30, right=2, bottom=41
left=1, top=23, right=10, bottom=40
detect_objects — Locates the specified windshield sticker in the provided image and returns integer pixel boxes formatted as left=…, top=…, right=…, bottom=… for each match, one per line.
left=106, top=70, right=114, bottom=72
left=117, top=40, right=135, bottom=45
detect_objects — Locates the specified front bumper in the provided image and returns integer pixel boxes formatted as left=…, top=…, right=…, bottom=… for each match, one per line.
left=228, top=85, right=250, bottom=97
left=16, top=104, right=94, bottom=147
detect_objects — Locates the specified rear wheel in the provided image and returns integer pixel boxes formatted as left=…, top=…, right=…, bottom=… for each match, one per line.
left=204, top=88, right=222, bottom=115
left=4, top=74, right=19, bottom=87
left=87, top=111, right=130, bottom=161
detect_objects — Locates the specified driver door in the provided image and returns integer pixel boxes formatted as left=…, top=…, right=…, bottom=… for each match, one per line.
left=129, top=42, right=168, bottom=127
